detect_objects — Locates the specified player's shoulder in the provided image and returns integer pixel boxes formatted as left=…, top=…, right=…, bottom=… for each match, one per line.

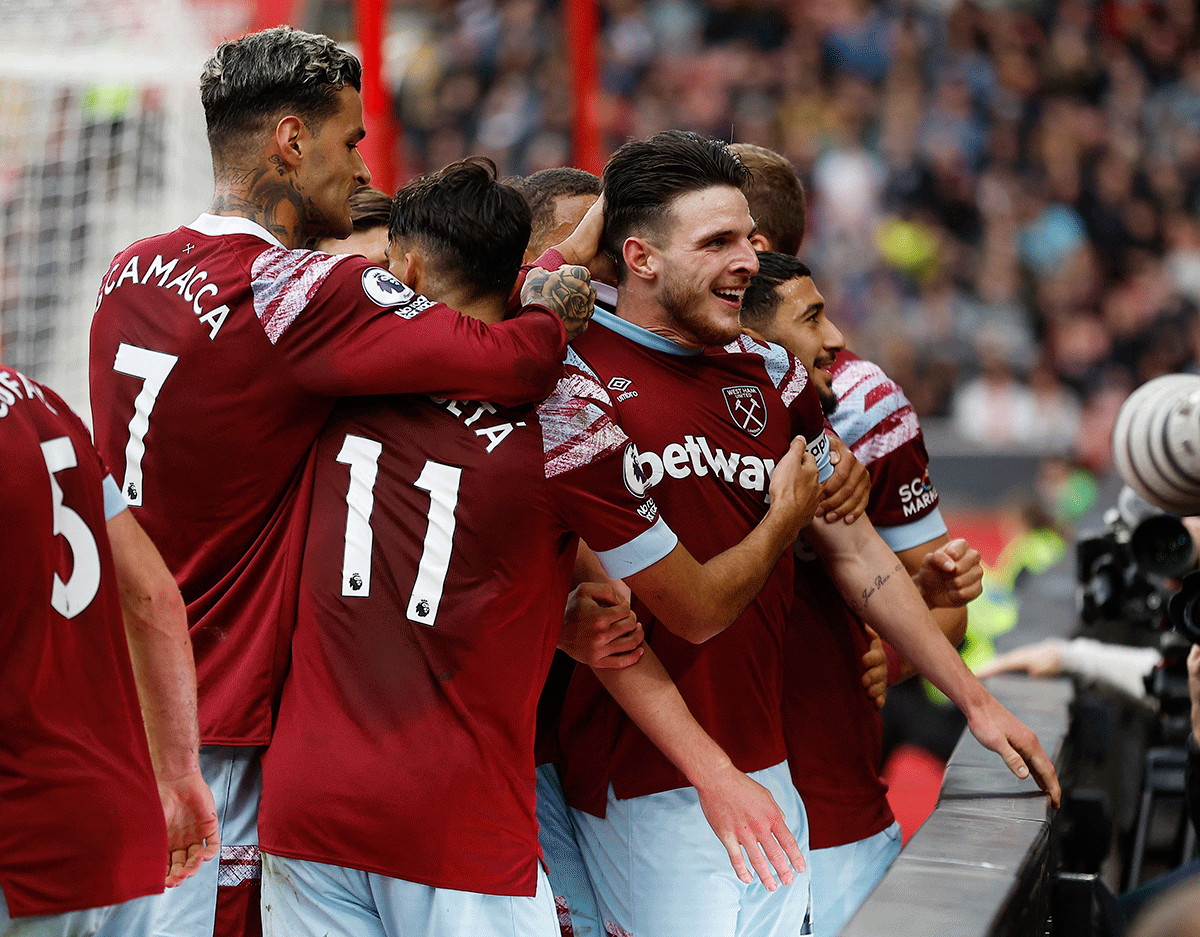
left=537, top=349, right=628, bottom=478
left=720, top=334, right=810, bottom=406
left=828, top=350, right=922, bottom=458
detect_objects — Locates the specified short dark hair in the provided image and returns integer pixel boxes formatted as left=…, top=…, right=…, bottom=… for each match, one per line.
left=731, top=144, right=807, bottom=255
left=740, top=251, right=813, bottom=329
left=347, top=186, right=393, bottom=233
left=200, top=26, right=362, bottom=155
left=389, top=157, right=531, bottom=300
left=512, top=167, right=601, bottom=257
left=602, top=130, right=749, bottom=281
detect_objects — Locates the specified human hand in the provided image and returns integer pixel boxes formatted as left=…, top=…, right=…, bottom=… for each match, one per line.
left=817, top=434, right=869, bottom=524
left=159, top=769, right=220, bottom=887
left=694, top=760, right=806, bottom=891
left=975, top=639, right=1067, bottom=680
left=965, top=694, right=1062, bottom=808
left=554, top=193, right=606, bottom=270
left=560, top=581, right=645, bottom=670
left=862, top=627, right=888, bottom=710
left=522, top=264, right=596, bottom=341
left=767, top=436, right=821, bottom=539
left=914, top=538, right=984, bottom=608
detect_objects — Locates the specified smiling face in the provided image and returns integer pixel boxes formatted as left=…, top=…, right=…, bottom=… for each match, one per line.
left=297, top=86, right=370, bottom=241
left=755, top=275, right=842, bottom=412
left=647, top=185, right=760, bottom=347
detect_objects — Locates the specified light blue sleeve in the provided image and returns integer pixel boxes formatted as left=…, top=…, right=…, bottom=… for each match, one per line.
left=102, top=474, right=128, bottom=521
left=876, top=508, right=948, bottom=554
left=593, top=517, right=679, bottom=580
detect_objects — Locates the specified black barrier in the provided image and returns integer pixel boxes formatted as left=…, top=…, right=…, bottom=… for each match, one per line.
left=841, top=674, right=1072, bottom=937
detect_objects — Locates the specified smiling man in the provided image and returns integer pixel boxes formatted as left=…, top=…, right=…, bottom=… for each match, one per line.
left=548, top=131, right=1059, bottom=937
left=88, top=27, right=589, bottom=937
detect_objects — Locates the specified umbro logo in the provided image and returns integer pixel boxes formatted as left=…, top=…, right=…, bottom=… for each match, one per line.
left=607, top=376, right=638, bottom=402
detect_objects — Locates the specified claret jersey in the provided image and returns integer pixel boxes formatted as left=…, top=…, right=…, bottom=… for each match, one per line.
left=258, top=383, right=675, bottom=896
left=0, top=370, right=165, bottom=917
left=784, top=350, right=946, bottom=849
left=555, top=311, right=830, bottom=817
left=89, top=214, right=568, bottom=746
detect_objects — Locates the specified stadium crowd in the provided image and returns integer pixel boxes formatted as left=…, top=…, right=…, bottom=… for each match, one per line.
left=319, top=0, right=1200, bottom=468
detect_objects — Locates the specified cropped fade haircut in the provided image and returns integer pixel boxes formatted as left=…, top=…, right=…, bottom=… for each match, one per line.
left=512, top=167, right=601, bottom=256
left=731, top=144, right=807, bottom=256
left=200, top=26, right=362, bottom=156
left=389, top=157, right=531, bottom=301
left=602, top=130, right=749, bottom=282
left=740, top=251, right=813, bottom=330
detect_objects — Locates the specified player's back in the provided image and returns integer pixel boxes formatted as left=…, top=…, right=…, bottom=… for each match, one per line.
left=90, top=218, right=344, bottom=745
left=0, top=368, right=165, bottom=918
left=260, top=392, right=576, bottom=896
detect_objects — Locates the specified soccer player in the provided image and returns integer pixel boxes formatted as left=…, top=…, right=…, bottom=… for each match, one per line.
left=734, top=142, right=983, bottom=933
left=515, top=167, right=603, bottom=267
left=548, top=131, right=1059, bottom=937
left=741, top=253, right=981, bottom=934
left=256, top=157, right=821, bottom=937
left=312, top=184, right=391, bottom=265
left=1, top=366, right=217, bottom=934
left=88, top=27, right=590, bottom=937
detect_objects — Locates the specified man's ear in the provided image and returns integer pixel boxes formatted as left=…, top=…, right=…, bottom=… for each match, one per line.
left=622, top=237, right=658, bottom=283
left=749, top=233, right=772, bottom=252
left=398, top=250, right=424, bottom=293
left=273, top=115, right=305, bottom=171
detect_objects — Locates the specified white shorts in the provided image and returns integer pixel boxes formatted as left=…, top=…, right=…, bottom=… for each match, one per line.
left=807, top=821, right=902, bottom=937
left=260, top=853, right=558, bottom=937
left=570, top=761, right=811, bottom=937
left=152, top=745, right=263, bottom=937
left=0, top=887, right=159, bottom=937
left=537, top=763, right=604, bottom=936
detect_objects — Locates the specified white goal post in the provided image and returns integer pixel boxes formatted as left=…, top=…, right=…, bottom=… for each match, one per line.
left=0, top=0, right=214, bottom=420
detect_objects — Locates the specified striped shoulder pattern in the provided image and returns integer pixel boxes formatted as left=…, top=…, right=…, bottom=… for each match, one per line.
left=722, top=334, right=810, bottom=406
left=251, top=247, right=351, bottom=344
left=829, top=352, right=921, bottom=466
left=537, top=347, right=630, bottom=479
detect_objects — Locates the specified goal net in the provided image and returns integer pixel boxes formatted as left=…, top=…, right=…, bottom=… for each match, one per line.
left=0, top=0, right=214, bottom=421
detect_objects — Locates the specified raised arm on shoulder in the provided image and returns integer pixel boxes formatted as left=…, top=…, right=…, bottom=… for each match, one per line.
left=106, top=509, right=220, bottom=886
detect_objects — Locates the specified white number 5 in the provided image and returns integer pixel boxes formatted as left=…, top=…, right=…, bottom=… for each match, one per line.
left=40, top=437, right=102, bottom=619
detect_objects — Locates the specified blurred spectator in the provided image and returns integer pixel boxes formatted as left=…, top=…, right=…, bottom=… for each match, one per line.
left=313, top=0, right=1200, bottom=458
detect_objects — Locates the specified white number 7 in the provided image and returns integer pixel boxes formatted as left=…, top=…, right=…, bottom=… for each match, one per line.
left=336, top=435, right=461, bottom=628
left=113, top=343, right=178, bottom=507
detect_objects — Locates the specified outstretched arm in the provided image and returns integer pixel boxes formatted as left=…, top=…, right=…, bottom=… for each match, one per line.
left=883, top=534, right=978, bottom=683
left=593, top=646, right=805, bottom=890
left=106, top=509, right=219, bottom=886
left=804, top=516, right=1061, bottom=807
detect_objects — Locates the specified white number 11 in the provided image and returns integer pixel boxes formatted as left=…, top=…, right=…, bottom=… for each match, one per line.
left=336, top=434, right=461, bottom=628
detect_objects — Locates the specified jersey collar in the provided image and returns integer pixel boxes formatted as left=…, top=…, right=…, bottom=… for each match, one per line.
left=592, top=308, right=704, bottom=357
left=186, top=213, right=287, bottom=249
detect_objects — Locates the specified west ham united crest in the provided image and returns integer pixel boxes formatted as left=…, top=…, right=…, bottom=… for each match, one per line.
left=722, top=385, right=768, bottom=437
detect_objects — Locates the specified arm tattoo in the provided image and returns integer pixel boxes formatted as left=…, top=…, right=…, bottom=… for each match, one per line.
left=522, top=265, right=596, bottom=342
left=851, top=561, right=905, bottom=615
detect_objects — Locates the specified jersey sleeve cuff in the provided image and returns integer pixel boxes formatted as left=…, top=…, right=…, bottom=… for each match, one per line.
left=593, top=517, right=679, bottom=580
left=102, top=474, right=128, bottom=521
left=876, top=507, right=947, bottom=553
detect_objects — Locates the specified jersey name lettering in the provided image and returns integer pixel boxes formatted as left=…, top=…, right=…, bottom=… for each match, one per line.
left=429, top=398, right=526, bottom=453
left=100, top=253, right=230, bottom=340
left=0, top=369, right=53, bottom=420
